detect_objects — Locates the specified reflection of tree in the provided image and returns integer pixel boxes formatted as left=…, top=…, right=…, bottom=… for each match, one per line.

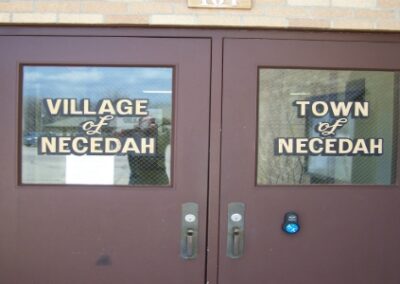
left=259, top=70, right=308, bottom=184
left=24, top=92, right=55, bottom=133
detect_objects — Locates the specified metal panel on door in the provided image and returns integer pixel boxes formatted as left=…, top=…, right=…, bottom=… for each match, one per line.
left=0, top=36, right=210, bottom=284
left=220, top=38, right=400, bottom=284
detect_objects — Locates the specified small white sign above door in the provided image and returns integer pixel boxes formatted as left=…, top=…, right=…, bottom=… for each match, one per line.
left=188, top=0, right=251, bottom=9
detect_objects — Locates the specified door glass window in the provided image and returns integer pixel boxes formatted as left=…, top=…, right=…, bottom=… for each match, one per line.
left=21, top=66, right=173, bottom=186
left=257, top=69, right=399, bottom=185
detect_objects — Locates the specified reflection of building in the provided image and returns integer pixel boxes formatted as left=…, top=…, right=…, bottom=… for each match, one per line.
left=45, top=108, right=167, bottom=137
left=114, top=108, right=163, bottom=132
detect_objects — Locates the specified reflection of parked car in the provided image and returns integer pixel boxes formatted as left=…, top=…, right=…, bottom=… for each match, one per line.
left=23, top=131, right=44, bottom=146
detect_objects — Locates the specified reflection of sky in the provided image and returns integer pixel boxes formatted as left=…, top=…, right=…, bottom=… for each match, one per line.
left=23, top=66, right=173, bottom=104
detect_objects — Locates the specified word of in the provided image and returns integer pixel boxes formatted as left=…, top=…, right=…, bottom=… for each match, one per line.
left=317, top=117, right=348, bottom=136
left=81, top=115, right=114, bottom=135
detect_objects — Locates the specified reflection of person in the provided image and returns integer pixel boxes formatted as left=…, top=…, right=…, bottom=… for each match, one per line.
left=122, top=116, right=170, bottom=185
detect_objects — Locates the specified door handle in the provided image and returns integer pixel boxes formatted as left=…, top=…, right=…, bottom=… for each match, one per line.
left=227, top=202, right=245, bottom=258
left=186, top=228, right=194, bottom=258
left=232, top=226, right=241, bottom=257
left=181, top=203, right=198, bottom=260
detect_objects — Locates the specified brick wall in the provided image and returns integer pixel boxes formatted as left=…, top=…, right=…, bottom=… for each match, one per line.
left=0, top=0, right=399, bottom=31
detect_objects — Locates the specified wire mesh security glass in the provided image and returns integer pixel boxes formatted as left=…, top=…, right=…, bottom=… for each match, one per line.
left=257, top=69, right=399, bottom=185
left=21, top=66, right=173, bottom=186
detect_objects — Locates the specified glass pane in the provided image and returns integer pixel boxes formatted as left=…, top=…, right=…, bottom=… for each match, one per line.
left=21, top=66, right=173, bottom=186
left=257, top=69, right=399, bottom=185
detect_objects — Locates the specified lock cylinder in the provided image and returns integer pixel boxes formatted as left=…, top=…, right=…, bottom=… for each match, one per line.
left=282, top=212, right=300, bottom=235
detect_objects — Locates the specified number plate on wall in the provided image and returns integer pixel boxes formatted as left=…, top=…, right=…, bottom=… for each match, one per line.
left=188, top=0, right=251, bottom=9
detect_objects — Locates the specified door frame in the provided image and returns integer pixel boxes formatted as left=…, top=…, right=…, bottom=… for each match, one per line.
left=1, top=26, right=400, bottom=284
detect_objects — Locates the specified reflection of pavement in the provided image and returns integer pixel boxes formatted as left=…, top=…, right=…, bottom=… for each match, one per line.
left=115, top=156, right=130, bottom=184
left=22, top=145, right=66, bottom=184
left=22, top=146, right=130, bottom=185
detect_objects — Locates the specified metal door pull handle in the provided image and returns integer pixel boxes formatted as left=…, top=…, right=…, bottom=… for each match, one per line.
left=186, top=229, right=194, bottom=258
left=232, top=227, right=241, bottom=257
left=227, top=203, right=245, bottom=258
left=181, top=203, right=198, bottom=260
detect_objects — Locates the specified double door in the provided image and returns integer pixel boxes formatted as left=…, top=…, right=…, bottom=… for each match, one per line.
left=0, top=30, right=400, bottom=284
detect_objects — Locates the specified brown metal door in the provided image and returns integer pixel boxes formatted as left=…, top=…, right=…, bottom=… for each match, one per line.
left=220, top=38, right=400, bottom=284
left=0, top=36, right=210, bottom=284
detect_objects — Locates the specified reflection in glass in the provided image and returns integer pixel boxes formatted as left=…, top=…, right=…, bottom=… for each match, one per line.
left=21, top=66, right=173, bottom=186
left=257, top=69, right=398, bottom=185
